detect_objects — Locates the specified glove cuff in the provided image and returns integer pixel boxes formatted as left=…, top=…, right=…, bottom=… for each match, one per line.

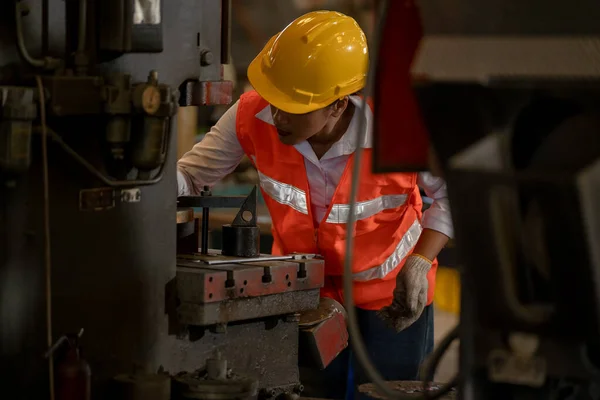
left=404, top=253, right=433, bottom=275
left=411, top=253, right=433, bottom=264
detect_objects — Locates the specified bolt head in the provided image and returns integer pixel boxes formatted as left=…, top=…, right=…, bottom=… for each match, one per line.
left=200, top=51, right=215, bottom=66
left=200, top=185, right=212, bottom=196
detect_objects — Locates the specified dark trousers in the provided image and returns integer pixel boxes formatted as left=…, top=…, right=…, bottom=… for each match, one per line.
left=300, top=305, right=434, bottom=400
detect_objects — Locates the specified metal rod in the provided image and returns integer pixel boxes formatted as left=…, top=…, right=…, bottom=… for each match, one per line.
left=201, top=253, right=317, bottom=265
left=220, top=0, right=232, bottom=64
left=77, top=0, right=87, bottom=53
left=42, top=0, right=49, bottom=54
left=201, top=207, right=209, bottom=254
left=36, top=75, right=55, bottom=400
left=177, top=195, right=246, bottom=209
left=205, top=255, right=294, bottom=265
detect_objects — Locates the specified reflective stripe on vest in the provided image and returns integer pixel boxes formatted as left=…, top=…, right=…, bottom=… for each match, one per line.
left=325, top=194, right=409, bottom=224
left=352, top=219, right=423, bottom=281
left=257, top=170, right=309, bottom=215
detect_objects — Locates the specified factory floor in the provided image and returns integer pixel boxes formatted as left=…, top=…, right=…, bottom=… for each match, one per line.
left=433, top=307, right=459, bottom=382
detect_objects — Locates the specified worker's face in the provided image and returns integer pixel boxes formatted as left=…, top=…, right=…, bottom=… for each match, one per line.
left=270, top=99, right=348, bottom=146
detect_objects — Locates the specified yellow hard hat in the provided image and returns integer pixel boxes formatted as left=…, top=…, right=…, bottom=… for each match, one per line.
left=247, top=10, right=368, bottom=115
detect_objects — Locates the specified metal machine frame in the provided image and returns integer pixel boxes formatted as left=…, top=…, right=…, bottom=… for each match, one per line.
left=0, top=1, right=344, bottom=399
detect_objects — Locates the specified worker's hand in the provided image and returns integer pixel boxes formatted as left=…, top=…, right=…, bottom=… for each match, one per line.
left=377, top=254, right=432, bottom=332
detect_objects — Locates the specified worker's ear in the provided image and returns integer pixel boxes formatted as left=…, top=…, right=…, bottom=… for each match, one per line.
left=330, top=96, right=349, bottom=118
left=428, top=146, right=445, bottom=178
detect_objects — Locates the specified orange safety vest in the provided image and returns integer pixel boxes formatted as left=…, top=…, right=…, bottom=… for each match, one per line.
left=236, top=91, right=438, bottom=310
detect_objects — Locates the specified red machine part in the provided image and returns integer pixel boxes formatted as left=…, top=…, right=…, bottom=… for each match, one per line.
left=372, top=0, right=430, bottom=173
left=195, top=80, right=234, bottom=106
left=298, top=298, right=349, bottom=370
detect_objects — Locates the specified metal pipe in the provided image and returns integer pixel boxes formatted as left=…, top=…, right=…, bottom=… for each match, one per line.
left=200, top=185, right=211, bottom=254
left=15, top=2, right=45, bottom=68
left=42, top=0, right=49, bottom=54
left=202, top=207, right=209, bottom=254
left=78, top=0, right=87, bottom=53
left=220, top=0, right=232, bottom=64
left=36, top=125, right=169, bottom=188
left=36, top=75, right=55, bottom=400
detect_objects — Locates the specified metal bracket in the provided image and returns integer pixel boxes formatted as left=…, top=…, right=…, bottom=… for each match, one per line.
left=231, top=186, right=257, bottom=227
left=177, top=194, right=246, bottom=209
left=176, top=185, right=260, bottom=255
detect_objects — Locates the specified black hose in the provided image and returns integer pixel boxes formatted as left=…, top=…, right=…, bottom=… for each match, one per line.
left=421, top=325, right=460, bottom=399
left=342, top=1, right=415, bottom=398
left=342, top=1, right=459, bottom=398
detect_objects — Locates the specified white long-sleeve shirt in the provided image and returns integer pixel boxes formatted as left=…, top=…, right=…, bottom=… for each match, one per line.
left=178, top=96, right=454, bottom=238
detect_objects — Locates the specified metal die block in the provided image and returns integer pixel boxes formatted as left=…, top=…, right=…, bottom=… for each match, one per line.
left=177, top=289, right=321, bottom=326
left=176, top=259, right=324, bottom=304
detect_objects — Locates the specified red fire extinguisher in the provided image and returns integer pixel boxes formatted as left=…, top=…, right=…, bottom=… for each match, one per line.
left=47, top=329, right=91, bottom=400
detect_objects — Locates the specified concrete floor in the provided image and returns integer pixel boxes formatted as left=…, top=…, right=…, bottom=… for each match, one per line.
left=433, top=307, right=459, bottom=383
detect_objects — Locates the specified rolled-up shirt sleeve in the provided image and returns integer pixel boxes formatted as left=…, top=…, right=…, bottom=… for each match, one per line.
left=417, top=172, right=454, bottom=239
left=177, top=101, right=245, bottom=196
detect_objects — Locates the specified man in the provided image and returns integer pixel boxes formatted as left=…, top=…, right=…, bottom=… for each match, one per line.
left=177, top=10, right=453, bottom=398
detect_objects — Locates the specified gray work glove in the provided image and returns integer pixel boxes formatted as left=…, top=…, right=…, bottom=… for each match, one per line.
left=377, top=254, right=432, bottom=332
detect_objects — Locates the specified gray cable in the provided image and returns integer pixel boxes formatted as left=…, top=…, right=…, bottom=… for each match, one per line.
left=342, top=2, right=458, bottom=399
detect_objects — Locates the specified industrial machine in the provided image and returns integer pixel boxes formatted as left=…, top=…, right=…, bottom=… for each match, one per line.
left=371, top=0, right=600, bottom=399
left=6, top=0, right=600, bottom=399
left=175, top=187, right=348, bottom=399
left=0, top=1, right=348, bottom=399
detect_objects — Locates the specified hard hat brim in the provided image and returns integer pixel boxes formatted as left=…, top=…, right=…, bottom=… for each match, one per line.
left=247, top=55, right=327, bottom=115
